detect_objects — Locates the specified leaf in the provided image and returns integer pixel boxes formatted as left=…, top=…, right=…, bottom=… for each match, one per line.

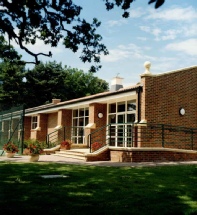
left=155, top=0, right=165, bottom=8
left=148, top=0, right=157, bottom=4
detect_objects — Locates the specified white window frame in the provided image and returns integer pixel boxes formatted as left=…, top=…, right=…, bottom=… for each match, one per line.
left=31, top=116, right=38, bottom=130
left=107, top=100, right=136, bottom=148
left=72, top=107, right=89, bottom=144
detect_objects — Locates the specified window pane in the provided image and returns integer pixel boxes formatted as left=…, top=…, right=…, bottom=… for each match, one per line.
left=73, top=119, right=78, bottom=127
left=85, top=109, right=89, bottom=116
left=73, top=110, right=78, bottom=117
left=127, top=114, right=135, bottom=123
left=109, top=137, right=115, bottom=146
left=79, top=118, right=84, bottom=126
left=109, top=115, right=116, bottom=123
left=118, top=102, right=125, bottom=112
left=127, top=101, right=136, bottom=111
left=79, top=109, right=84, bottom=117
left=109, top=103, right=116, bottom=113
left=85, top=117, right=89, bottom=126
left=118, top=115, right=125, bottom=123
left=31, top=116, right=37, bottom=129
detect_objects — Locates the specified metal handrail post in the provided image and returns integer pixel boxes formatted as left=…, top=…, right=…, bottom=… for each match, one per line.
left=63, top=126, right=66, bottom=141
left=89, top=134, right=92, bottom=153
left=109, top=124, right=111, bottom=146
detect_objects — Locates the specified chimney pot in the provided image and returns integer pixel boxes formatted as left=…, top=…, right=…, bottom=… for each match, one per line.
left=52, top=99, right=61, bottom=104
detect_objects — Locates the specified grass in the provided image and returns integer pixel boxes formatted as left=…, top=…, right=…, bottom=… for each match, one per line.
left=0, top=162, right=197, bottom=215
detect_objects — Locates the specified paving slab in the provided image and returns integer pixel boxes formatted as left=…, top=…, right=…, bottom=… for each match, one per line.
left=1, top=154, right=197, bottom=167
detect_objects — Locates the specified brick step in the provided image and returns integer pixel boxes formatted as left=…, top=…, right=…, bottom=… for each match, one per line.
left=58, top=150, right=85, bottom=156
left=53, top=153, right=86, bottom=160
left=54, top=149, right=87, bottom=160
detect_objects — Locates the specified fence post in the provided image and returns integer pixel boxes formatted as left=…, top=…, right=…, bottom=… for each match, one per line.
left=63, top=126, right=66, bottom=141
left=21, top=106, right=25, bottom=153
left=162, top=124, right=165, bottom=147
left=89, top=134, right=92, bottom=153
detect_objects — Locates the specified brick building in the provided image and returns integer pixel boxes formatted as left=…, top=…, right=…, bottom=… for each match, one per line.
left=22, top=62, right=197, bottom=162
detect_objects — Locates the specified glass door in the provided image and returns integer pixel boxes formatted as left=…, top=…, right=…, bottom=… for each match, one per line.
left=108, top=101, right=136, bottom=148
left=72, top=108, right=89, bottom=144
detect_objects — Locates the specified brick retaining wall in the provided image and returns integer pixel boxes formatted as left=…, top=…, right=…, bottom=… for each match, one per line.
left=110, top=148, right=197, bottom=162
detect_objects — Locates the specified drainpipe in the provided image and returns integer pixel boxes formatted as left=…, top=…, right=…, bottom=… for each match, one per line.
left=136, top=86, right=143, bottom=123
left=134, top=86, right=142, bottom=148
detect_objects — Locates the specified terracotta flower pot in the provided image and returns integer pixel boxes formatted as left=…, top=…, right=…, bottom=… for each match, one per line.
left=29, top=154, right=40, bottom=162
left=6, top=152, right=15, bottom=158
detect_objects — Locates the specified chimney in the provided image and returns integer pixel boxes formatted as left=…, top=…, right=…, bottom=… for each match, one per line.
left=110, top=76, right=124, bottom=92
left=52, top=99, right=61, bottom=104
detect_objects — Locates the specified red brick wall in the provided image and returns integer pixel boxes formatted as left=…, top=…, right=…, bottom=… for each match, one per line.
left=89, top=103, right=107, bottom=146
left=47, top=113, right=57, bottom=134
left=60, top=109, right=72, bottom=141
left=61, top=109, right=72, bottom=127
left=110, top=149, right=197, bottom=162
left=24, top=117, right=31, bottom=140
left=141, top=67, right=197, bottom=127
left=86, top=149, right=110, bottom=161
left=37, top=114, right=48, bottom=142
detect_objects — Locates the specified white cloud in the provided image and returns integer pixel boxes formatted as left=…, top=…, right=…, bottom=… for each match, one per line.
left=166, top=39, right=197, bottom=56
left=140, top=26, right=161, bottom=38
left=106, top=19, right=128, bottom=27
left=13, top=39, right=63, bottom=55
left=137, top=37, right=147, bottom=41
left=152, top=28, right=162, bottom=37
left=129, top=8, right=146, bottom=18
left=139, top=26, right=151, bottom=33
left=161, top=29, right=181, bottom=41
left=101, top=43, right=155, bottom=63
left=147, top=6, right=197, bottom=22
left=183, top=24, right=197, bottom=37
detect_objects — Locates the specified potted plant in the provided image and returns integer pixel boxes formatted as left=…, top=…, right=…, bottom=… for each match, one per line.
left=60, top=140, right=72, bottom=150
left=3, top=142, right=19, bottom=158
left=24, top=140, right=44, bottom=162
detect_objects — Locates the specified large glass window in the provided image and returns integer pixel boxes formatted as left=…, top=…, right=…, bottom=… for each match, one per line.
left=108, top=100, right=136, bottom=147
left=72, top=107, right=89, bottom=144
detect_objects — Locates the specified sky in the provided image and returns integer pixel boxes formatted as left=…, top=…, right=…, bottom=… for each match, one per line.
left=12, top=0, right=197, bottom=87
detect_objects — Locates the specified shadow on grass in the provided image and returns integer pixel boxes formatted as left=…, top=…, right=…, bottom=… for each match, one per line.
left=0, top=162, right=197, bottom=215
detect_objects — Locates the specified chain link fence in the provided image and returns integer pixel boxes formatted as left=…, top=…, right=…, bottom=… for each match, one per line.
left=0, top=105, right=25, bottom=155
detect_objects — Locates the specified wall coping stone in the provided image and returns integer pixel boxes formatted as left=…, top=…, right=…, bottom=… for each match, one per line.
left=109, top=147, right=197, bottom=154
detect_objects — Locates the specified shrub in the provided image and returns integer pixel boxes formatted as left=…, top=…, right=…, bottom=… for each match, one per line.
left=3, top=142, right=19, bottom=153
left=24, top=140, right=44, bottom=155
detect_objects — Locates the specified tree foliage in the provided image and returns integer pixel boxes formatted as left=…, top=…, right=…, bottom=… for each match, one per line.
left=0, top=0, right=165, bottom=72
left=0, top=61, right=25, bottom=110
left=0, top=61, right=109, bottom=110
left=0, top=35, right=21, bottom=63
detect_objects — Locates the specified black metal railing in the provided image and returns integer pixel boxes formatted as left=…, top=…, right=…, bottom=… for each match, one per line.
left=46, top=126, right=84, bottom=148
left=88, top=124, right=111, bottom=153
left=88, top=123, right=197, bottom=153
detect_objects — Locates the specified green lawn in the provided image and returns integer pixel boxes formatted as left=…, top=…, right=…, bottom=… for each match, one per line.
left=0, top=162, right=197, bottom=215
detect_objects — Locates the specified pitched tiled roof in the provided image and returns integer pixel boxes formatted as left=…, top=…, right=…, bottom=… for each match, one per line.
left=26, top=84, right=141, bottom=114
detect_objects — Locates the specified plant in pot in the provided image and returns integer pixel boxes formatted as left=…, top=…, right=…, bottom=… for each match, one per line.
left=3, top=142, right=19, bottom=158
left=24, top=140, right=44, bottom=162
left=60, top=140, right=72, bottom=150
